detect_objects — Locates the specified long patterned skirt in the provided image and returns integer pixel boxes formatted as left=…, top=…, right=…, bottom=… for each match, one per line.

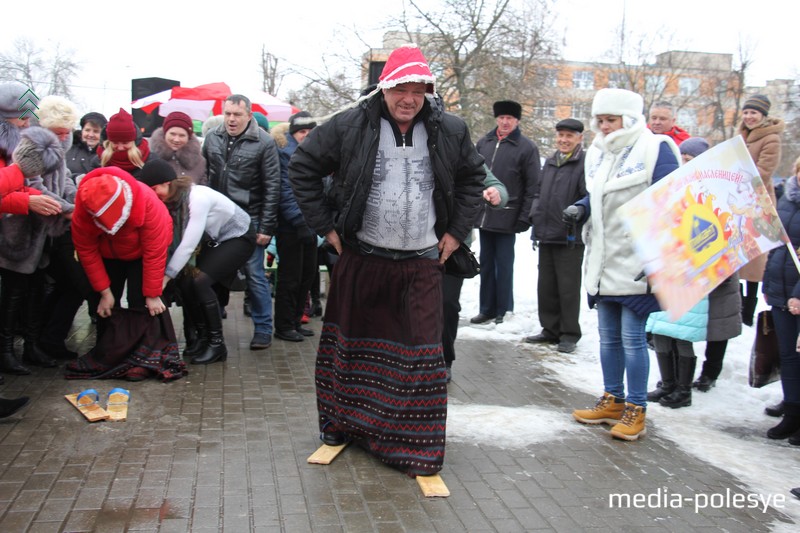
left=316, top=248, right=447, bottom=477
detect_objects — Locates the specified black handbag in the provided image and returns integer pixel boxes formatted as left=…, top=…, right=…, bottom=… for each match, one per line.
left=444, top=242, right=480, bottom=279
left=748, top=310, right=781, bottom=388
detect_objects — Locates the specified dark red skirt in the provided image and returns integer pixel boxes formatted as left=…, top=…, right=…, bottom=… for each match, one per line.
left=316, top=248, right=447, bottom=476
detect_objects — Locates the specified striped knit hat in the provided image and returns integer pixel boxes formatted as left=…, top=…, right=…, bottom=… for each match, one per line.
left=743, top=94, right=771, bottom=116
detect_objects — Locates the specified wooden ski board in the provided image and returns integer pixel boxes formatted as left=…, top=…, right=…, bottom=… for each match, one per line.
left=417, top=474, right=450, bottom=497
left=307, top=443, right=348, bottom=464
left=65, top=393, right=110, bottom=422
left=106, top=390, right=129, bottom=422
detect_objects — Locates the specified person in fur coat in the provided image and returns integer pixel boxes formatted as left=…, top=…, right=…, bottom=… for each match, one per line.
left=148, top=111, right=207, bottom=185
left=0, top=125, right=71, bottom=374
left=737, top=94, right=785, bottom=326
left=568, top=88, right=680, bottom=442
left=34, top=97, right=97, bottom=361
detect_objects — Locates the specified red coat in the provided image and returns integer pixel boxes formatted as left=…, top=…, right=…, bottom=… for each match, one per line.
left=0, top=159, right=43, bottom=214
left=72, top=166, right=173, bottom=298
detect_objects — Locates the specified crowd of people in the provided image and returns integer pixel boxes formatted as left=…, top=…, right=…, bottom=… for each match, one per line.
left=0, top=45, right=797, bottom=492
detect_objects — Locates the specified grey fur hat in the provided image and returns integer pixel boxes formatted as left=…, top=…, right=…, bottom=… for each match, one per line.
left=12, top=127, right=63, bottom=178
left=0, top=81, right=34, bottom=120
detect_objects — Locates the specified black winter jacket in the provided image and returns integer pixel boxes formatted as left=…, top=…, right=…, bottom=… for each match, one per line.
left=529, top=147, right=586, bottom=245
left=288, top=93, right=485, bottom=248
left=202, top=118, right=281, bottom=236
left=66, top=131, right=97, bottom=177
left=475, top=126, right=539, bottom=233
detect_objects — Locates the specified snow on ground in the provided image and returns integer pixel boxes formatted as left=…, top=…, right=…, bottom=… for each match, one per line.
left=447, top=232, right=800, bottom=526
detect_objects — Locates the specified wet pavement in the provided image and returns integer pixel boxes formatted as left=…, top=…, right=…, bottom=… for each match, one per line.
left=0, top=292, right=796, bottom=532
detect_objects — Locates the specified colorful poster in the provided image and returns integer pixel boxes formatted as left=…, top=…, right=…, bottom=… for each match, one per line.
left=618, top=136, right=787, bottom=319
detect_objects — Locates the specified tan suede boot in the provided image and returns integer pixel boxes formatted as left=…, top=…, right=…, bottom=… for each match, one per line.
left=609, top=403, right=647, bottom=441
left=572, top=392, right=626, bottom=425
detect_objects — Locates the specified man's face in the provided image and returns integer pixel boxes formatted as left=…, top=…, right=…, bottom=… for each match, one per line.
left=555, top=129, right=582, bottom=154
left=383, top=83, right=426, bottom=128
left=648, top=107, right=675, bottom=134
left=223, top=100, right=252, bottom=137
left=292, top=129, right=312, bottom=144
left=496, top=115, right=519, bottom=137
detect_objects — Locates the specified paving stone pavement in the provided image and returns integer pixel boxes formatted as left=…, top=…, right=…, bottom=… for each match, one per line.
left=0, top=293, right=795, bottom=532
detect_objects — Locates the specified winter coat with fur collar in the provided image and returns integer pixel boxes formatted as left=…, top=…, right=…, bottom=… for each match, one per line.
left=149, top=127, right=207, bottom=185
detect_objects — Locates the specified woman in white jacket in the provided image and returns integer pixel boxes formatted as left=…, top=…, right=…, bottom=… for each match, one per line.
left=566, top=88, right=680, bottom=441
left=139, top=160, right=255, bottom=366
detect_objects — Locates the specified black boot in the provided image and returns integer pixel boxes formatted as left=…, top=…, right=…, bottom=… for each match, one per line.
left=647, top=351, right=676, bottom=402
left=692, top=375, right=716, bottom=392
left=182, top=305, right=204, bottom=358
left=22, top=344, right=57, bottom=368
left=765, top=401, right=785, bottom=418
left=191, top=300, right=228, bottom=365
left=767, top=403, right=800, bottom=439
left=659, top=356, right=696, bottom=408
left=0, top=282, right=31, bottom=375
left=0, top=396, right=29, bottom=418
left=21, top=276, right=57, bottom=368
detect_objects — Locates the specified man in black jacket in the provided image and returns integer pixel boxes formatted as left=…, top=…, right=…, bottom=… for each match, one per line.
left=289, top=45, right=484, bottom=476
left=203, top=94, right=281, bottom=350
left=471, top=100, right=539, bottom=325
left=525, top=118, right=586, bottom=353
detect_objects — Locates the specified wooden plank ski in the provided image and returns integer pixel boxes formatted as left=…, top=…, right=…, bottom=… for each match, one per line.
left=65, top=390, right=110, bottom=422
left=307, top=443, right=349, bottom=464
left=106, top=388, right=130, bottom=422
left=416, top=474, right=450, bottom=497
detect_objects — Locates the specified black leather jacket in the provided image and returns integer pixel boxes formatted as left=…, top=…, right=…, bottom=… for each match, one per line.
left=202, top=118, right=281, bottom=235
left=288, top=92, right=485, bottom=248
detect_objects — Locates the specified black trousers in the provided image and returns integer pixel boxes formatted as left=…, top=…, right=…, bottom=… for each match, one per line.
left=41, top=232, right=96, bottom=348
left=536, top=243, right=585, bottom=343
left=274, top=232, right=318, bottom=332
left=442, top=274, right=464, bottom=367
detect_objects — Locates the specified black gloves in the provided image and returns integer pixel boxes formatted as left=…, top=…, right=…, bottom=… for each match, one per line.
left=562, top=205, right=585, bottom=226
left=514, top=220, right=530, bottom=233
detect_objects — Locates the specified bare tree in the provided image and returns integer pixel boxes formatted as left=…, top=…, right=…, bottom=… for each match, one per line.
left=387, top=0, right=562, bottom=136
left=260, top=46, right=285, bottom=96
left=0, top=37, right=80, bottom=99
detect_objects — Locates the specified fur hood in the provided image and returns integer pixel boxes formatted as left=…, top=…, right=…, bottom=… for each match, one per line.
left=270, top=122, right=291, bottom=150
left=739, top=116, right=785, bottom=143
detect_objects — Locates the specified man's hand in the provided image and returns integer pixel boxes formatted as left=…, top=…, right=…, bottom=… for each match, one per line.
left=483, top=187, right=501, bottom=206
left=28, top=195, right=62, bottom=216
left=437, top=232, right=459, bottom=264
left=145, top=296, right=166, bottom=316
left=256, top=233, right=271, bottom=247
left=97, top=289, right=115, bottom=318
left=325, top=230, right=342, bottom=255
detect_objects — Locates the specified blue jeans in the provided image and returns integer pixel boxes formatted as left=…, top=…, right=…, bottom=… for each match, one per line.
left=770, top=306, right=800, bottom=406
left=597, top=300, right=650, bottom=407
left=243, top=244, right=273, bottom=335
left=478, top=230, right=516, bottom=317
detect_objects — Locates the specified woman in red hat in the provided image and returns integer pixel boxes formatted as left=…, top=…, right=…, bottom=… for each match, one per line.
left=91, top=108, right=158, bottom=179
left=71, top=166, right=173, bottom=319
left=149, top=111, right=206, bottom=184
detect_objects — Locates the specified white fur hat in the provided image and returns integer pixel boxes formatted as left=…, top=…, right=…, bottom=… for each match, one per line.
left=38, top=95, right=79, bottom=130
left=591, top=88, right=644, bottom=119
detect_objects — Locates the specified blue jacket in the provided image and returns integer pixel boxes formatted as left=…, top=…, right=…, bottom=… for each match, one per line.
left=275, top=131, right=308, bottom=233
left=646, top=297, right=709, bottom=342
